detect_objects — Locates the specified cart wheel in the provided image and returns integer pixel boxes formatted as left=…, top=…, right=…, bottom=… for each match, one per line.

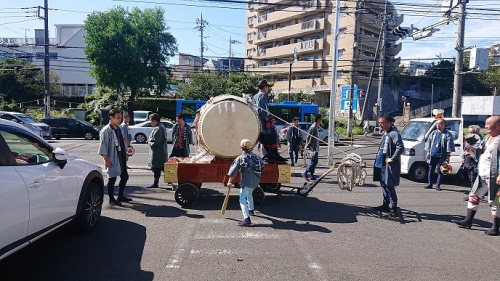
left=175, top=183, right=199, bottom=207
left=253, top=186, right=265, bottom=205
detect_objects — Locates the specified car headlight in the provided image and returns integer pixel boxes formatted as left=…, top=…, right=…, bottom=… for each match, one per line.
left=404, top=148, right=415, bottom=156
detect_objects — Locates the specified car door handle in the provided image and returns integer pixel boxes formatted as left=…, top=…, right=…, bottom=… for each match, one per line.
left=29, top=182, right=43, bottom=188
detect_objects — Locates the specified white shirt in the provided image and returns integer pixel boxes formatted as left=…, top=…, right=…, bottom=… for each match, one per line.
left=478, top=138, right=495, bottom=178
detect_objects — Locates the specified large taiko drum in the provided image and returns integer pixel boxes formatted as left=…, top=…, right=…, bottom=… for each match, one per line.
left=198, top=95, right=260, bottom=158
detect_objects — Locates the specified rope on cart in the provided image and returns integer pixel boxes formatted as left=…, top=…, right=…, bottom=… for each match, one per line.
left=336, top=153, right=367, bottom=191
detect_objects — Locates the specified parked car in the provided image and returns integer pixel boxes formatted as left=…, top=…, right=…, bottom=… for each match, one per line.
left=133, top=111, right=153, bottom=123
left=0, top=111, right=52, bottom=139
left=41, top=117, right=101, bottom=140
left=129, top=120, right=174, bottom=144
left=279, top=122, right=339, bottom=144
left=0, top=119, right=104, bottom=261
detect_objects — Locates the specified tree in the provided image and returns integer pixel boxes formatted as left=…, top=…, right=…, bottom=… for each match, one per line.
left=424, top=59, right=454, bottom=79
left=84, top=6, right=177, bottom=124
left=0, top=58, right=61, bottom=102
left=80, top=87, right=128, bottom=125
left=178, top=72, right=263, bottom=100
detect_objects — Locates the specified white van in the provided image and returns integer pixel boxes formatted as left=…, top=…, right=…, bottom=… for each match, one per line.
left=133, top=110, right=153, bottom=123
left=400, top=115, right=463, bottom=182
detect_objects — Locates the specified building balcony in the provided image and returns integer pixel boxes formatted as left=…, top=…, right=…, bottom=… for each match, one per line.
left=358, top=33, right=379, bottom=49
left=256, top=59, right=324, bottom=75
left=255, top=0, right=289, bottom=11
left=360, top=13, right=383, bottom=30
left=256, top=18, right=325, bottom=44
left=386, top=43, right=402, bottom=57
left=256, top=39, right=324, bottom=59
left=255, top=0, right=324, bottom=28
left=273, top=77, right=324, bottom=90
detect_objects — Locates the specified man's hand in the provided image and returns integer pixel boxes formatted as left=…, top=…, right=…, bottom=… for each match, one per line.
left=426, top=153, right=430, bottom=159
left=227, top=182, right=234, bottom=189
left=496, top=175, right=500, bottom=186
left=385, top=158, right=393, bottom=164
left=104, top=159, right=112, bottom=168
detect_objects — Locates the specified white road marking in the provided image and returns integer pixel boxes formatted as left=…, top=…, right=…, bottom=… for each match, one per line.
left=193, top=231, right=280, bottom=239
left=164, top=220, right=196, bottom=269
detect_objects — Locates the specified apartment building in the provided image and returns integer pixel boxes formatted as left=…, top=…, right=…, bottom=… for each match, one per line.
left=172, top=53, right=208, bottom=81
left=245, top=0, right=402, bottom=109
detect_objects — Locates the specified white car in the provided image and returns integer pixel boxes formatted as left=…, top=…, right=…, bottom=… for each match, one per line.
left=0, top=119, right=104, bottom=261
left=129, top=120, right=174, bottom=144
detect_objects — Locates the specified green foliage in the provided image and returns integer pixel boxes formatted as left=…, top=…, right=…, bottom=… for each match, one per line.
left=26, top=108, right=75, bottom=121
left=0, top=58, right=61, bottom=102
left=276, top=92, right=315, bottom=103
left=0, top=99, right=22, bottom=112
left=84, top=6, right=177, bottom=108
left=80, top=87, right=128, bottom=125
left=178, top=72, right=263, bottom=100
left=318, top=107, right=364, bottom=136
left=425, top=60, right=454, bottom=79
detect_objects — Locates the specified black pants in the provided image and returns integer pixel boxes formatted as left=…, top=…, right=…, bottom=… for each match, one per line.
left=170, top=147, right=187, bottom=157
left=107, top=161, right=129, bottom=198
left=151, top=167, right=163, bottom=180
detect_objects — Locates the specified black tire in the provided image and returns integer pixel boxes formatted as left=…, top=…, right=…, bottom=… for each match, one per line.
left=253, top=186, right=265, bottom=205
left=175, top=183, right=199, bottom=207
left=73, top=182, right=103, bottom=233
left=84, top=131, right=94, bottom=140
left=409, top=162, right=428, bottom=182
left=135, top=133, right=147, bottom=144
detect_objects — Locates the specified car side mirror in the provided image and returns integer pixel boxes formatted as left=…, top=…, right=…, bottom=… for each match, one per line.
left=52, top=147, right=68, bottom=168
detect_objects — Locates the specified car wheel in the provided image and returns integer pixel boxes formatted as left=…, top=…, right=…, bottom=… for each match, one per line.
left=73, top=182, right=103, bottom=233
left=409, top=162, right=428, bottom=182
left=84, top=131, right=94, bottom=140
left=135, top=133, right=147, bottom=144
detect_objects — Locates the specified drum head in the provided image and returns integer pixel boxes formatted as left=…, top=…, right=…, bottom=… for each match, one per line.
left=199, top=97, right=260, bottom=158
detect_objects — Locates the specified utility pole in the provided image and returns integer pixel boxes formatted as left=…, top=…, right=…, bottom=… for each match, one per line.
left=228, top=36, right=241, bottom=73
left=376, top=1, right=388, bottom=128
left=327, top=0, right=341, bottom=166
left=452, top=0, right=467, bottom=118
left=43, top=0, right=50, bottom=117
left=196, top=13, right=208, bottom=71
left=431, top=84, right=434, bottom=112
left=347, top=0, right=359, bottom=138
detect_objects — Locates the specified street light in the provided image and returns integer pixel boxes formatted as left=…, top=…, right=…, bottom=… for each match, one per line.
left=228, top=36, right=241, bottom=73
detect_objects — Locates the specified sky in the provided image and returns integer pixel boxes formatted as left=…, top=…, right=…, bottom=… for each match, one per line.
left=1, top=0, right=499, bottom=66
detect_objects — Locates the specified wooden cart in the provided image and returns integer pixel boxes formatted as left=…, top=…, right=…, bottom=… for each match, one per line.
left=164, top=158, right=291, bottom=207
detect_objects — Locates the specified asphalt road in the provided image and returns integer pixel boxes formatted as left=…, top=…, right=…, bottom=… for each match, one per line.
left=1, top=136, right=499, bottom=281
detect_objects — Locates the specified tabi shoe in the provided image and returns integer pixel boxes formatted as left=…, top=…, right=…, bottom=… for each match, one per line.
left=249, top=210, right=255, bottom=216
left=436, top=185, right=442, bottom=191
left=373, top=204, right=391, bottom=212
left=238, top=217, right=252, bottom=227
left=309, top=174, right=317, bottom=180
left=302, top=171, right=310, bottom=180
left=388, top=206, right=398, bottom=218
left=117, top=196, right=133, bottom=202
left=485, top=217, right=500, bottom=236
left=452, top=209, right=476, bottom=229
left=109, top=198, right=123, bottom=207
left=145, top=181, right=159, bottom=189
left=424, top=184, right=433, bottom=189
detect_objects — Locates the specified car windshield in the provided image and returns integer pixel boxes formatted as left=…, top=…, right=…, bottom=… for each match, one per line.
left=400, top=121, right=432, bottom=142
left=77, top=120, right=95, bottom=127
left=135, top=112, right=148, bottom=119
left=15, top=114, right=36, bottom=124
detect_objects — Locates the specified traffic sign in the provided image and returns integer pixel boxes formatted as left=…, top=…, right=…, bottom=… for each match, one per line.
left=340, top=85, right=358, bottom=113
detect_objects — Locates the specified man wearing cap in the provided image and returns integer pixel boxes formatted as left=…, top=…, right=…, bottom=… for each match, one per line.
left=252, top=79, right=271, bottom=134
left=424, top=118, right=455, bottom=191
left=227, top=139, right=266, bottom=226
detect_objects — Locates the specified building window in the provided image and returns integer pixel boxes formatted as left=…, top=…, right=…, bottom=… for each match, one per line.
left=339, top=28, right=346, bottom=37
left=338, top=49, right=344, bottom=59
left=248, top=17, right=254, bottom=25
left=184, top=59, right=190, bottom=65
left=246, top=65, right=252, bottom=71
left=247, top=49, right=253, bottom=57
left=247, top=33, right=254, bottom=40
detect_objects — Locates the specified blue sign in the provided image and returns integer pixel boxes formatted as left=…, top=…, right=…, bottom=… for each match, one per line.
left=340, top=85, right=358, bottom=112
